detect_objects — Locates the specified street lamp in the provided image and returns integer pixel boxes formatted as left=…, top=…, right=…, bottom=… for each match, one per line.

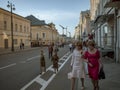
left=7, top=1, right=15, bottom=51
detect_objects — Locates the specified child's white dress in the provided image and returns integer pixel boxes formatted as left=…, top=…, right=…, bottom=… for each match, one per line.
left=71, top=49, right=85, bottom=78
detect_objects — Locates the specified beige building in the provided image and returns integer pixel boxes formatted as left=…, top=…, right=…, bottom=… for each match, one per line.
left=74, top=25, right=80, bottom=41
left=90, top=0, right=120, bottom=62
left=90, top=0, right=100, bottom=21
left=25, top=15, right=59, bottom=46
left=0, top=8, right=30, bottom=49
left=79, top=10, right=91, bottom=41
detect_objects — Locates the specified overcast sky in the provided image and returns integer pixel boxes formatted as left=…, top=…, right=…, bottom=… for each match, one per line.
left=0, top=0, right=90, bottom=37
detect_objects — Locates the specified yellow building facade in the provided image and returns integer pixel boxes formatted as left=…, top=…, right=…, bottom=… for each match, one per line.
left=0, top=8, right=30, bottom=49
left=25, top=15, right=59, bottom=46
left=79, top=10, right=91, bottom=41
left=30, top=23, right=59, bottom=46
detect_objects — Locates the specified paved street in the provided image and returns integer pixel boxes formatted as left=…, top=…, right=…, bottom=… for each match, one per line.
left=0, top=45, right=70, bottom=90
left=0, top=46, right=120, bottom=90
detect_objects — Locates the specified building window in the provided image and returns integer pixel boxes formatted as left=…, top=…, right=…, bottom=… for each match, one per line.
left=4, top=21, right=7, bottom=30
left=27, top=27, right=29, bottom=32
left=25, top=39, right=29, bottom=44
left=20, top=39, right=22, bottom=42
left=30, top=33, right=32, bottom=40
left=36, top=33, right=39, bottom=40
left=42, top=33, right=45, bottom=38
left=15, top=24, right=18, bottom=32
left=104, top=26, right=108, bottom=34
left=20, top=25, right=22, bottom=32
left=14, top=39, right=18, bottom=45
left=24, top=26, right=26, bottom=32
left=103, top=25, right=108, bottom=46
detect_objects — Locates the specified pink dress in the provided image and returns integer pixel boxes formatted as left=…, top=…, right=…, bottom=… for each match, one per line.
left=84, top=50, right=100, bottom=80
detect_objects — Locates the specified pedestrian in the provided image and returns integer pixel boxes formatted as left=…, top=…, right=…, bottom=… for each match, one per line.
left=48, top=44, right=53, bottom=59
left=40, top=50, right=46, bottom=74
left=69, top=43, right=72, bottom=52
left=20, top=42, right=22, bottom=49
left=83, top=40, right=100, bottom=90
left=22, top=43, right=24, bottom=49
left=54, top=44, right=59, bottom=53
left=70, top=41, right=85, bottom=90
left=51, top=51, right=59, bottom=73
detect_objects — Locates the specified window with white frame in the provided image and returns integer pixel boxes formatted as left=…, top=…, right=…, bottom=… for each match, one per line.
left=14, top=39, right=18, bottom=45
left=42, top=33, right=45, bottom=38
left=4, top=21, right=7, bottom=30
left=15, top=24, right=17, bottom=32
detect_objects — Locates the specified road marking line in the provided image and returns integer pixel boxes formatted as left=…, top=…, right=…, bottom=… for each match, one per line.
left=40, top=53, right=72, bottom=90
left=0, top=63, right=16, bottom=70
left=20, top=61, right=26, bottom=63
left=48, top=68, right=54, bottom=72
left=58, top=62, right=63, bottom=65
left=61, top=59, right=66, bottom=61
left=21, top=75, right=42, bottom=90
left=36, top=77, right=46, bottom=85
left=20, top=64, right=53, bottom=90
left=27, top=55, right=40, bottom=61
left=40, top=74, right=56, bottom=90
left=20, top=52, right=72, bottom=90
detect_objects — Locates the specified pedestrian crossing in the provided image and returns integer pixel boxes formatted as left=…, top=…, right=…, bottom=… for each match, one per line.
left=20, top=52, right=72, bottom=90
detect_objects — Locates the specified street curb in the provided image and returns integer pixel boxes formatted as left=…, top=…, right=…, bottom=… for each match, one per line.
left=0, top=47, right=44, bottom=56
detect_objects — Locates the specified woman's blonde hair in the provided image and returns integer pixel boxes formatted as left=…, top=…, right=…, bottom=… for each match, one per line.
left=76, top=41, right=82, bottom=49
left=87, top=40, right=95, bottom=47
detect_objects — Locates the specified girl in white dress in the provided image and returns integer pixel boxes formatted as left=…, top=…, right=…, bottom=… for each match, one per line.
left=71, top=41, right=85, bottom=90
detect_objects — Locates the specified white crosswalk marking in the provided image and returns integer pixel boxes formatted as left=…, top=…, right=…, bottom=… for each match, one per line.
left=20, top=52, right=72, bottom=90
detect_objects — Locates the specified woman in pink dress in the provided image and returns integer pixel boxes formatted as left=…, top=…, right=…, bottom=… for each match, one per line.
left=83, top=40, right=100, bottom=90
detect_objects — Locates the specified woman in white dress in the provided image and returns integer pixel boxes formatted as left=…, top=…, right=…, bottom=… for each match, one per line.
left=83, top=41, right=88, bottom=74
left=71, top=41, right=85, bottom=90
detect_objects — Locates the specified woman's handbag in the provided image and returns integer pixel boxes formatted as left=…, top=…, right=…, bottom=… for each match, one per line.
left=99, top=67, right=105, bottom=80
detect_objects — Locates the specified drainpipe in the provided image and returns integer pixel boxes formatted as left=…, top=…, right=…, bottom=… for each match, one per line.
left=114, top=8, right=118, bottom=63
left=118, top=12, right=120, bottom=63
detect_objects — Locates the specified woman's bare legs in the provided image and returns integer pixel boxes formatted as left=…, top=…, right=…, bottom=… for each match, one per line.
left=81, top=78, right=84, bottom=89
left=71, top=78, right=76, bottom=90
left=91, top=79, right=99, bottom=90
left=95, top=80, right=99, bottom=90
left=91, top=79, right=96, bottom=90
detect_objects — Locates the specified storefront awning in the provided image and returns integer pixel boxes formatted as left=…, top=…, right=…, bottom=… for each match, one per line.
left=94, top=14, right=114, bottom=24
left=104, top=0, right=120, bottom=8
left=94, top=15, right=103, bottom=24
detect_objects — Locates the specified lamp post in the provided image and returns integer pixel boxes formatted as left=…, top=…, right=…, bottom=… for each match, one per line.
left=7, top=1, right=15, bottom=52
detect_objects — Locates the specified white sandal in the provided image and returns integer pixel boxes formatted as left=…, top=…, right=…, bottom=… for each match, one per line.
left=81, top=86, right=84, bottom=90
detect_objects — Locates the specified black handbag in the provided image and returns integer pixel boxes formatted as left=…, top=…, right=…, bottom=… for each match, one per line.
left=99, top=67, right=105, bottom=80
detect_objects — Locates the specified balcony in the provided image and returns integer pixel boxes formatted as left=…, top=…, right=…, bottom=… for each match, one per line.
left=94, top=14, right=114, bottom=24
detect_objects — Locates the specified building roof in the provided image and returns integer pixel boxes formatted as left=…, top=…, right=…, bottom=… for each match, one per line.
left=25, top=15, right=46, bottom=26
left=81, top=10, right=90, bottom=17
left=0, top=8, right=30, bottom=22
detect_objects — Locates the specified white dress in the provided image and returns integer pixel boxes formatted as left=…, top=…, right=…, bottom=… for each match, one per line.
left=83, top=46, right=88, bottom=74
left=71, top=49, right=85, bottom=78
